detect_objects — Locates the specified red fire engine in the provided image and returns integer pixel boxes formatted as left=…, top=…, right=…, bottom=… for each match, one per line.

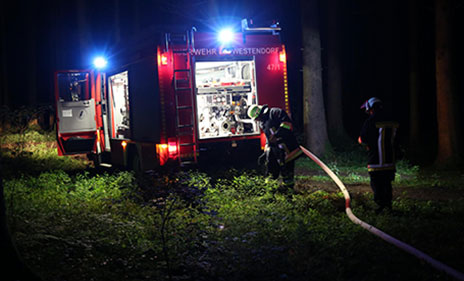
left=54, top=19, right=290, bottom=170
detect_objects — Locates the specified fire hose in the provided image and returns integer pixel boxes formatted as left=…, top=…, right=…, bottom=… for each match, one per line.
left=299, top=145, right=464, bottom=281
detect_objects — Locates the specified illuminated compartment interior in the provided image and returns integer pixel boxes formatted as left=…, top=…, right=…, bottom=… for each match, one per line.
left=108, top=71, right=130, bottom=139
left=195, top=60, right=259, bottom=139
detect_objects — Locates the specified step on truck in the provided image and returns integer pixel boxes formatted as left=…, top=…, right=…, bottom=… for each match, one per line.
left=54, top=19, right=291, bottom=170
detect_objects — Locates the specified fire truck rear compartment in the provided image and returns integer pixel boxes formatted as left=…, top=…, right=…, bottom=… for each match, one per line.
left=194, top=59, right=259, bottom=140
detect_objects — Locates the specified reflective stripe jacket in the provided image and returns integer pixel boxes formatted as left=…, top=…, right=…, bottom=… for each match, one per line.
left=259, top=107, right=301, bottom=164
left=359, top=111, right=399, bottom=172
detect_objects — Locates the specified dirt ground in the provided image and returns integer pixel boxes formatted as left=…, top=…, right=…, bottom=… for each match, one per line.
left=294, top=167, right=464, bottom=202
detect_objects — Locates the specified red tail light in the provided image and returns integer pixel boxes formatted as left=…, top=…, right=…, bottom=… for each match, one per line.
left=156, top=144, right=168, bottom=166
left=157, top=50, right=168, bottom=66
left=168, top=138, right=178, bottom=158
left=161, top=53, right=168, bottom=65
left=156, top=139, right=178, bottom=166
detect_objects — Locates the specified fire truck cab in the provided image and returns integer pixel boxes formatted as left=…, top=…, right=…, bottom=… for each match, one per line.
left=54, top=19, right=290, bottom=170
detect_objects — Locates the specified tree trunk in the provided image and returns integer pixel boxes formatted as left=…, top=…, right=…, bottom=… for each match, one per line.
left=76, top=0, right=90, bottom=66
left=408, top=0, right=421, bottom=157
left=52, top=2, right=64, bottom=71
left=377, top=2, right=394, bottom=100
left=25, top=0, right=37, bottom=106
left=434, top=0, right=460, bottom=166
left=301, top=0, right=329, bottom=156
left=0, top=1, right=9, bottom=107
left=326, top=0, right=349, bottom=146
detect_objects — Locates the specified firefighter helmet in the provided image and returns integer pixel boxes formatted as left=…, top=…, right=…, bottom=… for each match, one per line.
left=248, top=104, right=267, bottom=120
left=360, top=97, right=382, bottom=112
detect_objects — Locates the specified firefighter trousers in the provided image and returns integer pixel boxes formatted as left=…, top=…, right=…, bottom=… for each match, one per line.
left=266, top=151, right=295, bottom=190
left=369, top=170, right=395, bottom=209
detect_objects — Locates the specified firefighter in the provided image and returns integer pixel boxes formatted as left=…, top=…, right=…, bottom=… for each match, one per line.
left=358, top=97, right=399, bottom=214
left=248, top=104, right=302, bottom=192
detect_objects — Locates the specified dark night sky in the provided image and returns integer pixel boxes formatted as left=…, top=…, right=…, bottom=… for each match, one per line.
left=2, top=0, right=464, bottom=159
left=1, top=0, right=291, bottom=101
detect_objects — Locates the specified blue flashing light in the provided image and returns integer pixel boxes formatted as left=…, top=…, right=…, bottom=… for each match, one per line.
left=93, top=56, right=107, bottom=69
left=218, top=28, right=234, bottom=44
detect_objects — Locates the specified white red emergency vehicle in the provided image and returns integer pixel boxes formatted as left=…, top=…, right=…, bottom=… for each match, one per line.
left=54, top=19, right=291, bottom=170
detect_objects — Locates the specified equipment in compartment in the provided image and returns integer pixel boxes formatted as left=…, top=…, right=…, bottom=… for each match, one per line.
left=109, top=71, right=130, bottom=139
left=195, top=60, right=259, bottom=139
left=197, top=93, right=256, bottom=138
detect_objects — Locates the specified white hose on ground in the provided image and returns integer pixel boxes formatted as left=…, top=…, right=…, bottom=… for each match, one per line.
left=299, top=145, right=464, bottom=281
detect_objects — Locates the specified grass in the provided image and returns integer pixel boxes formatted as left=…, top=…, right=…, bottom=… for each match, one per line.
left=296, top=150, right=464, bottom=188
left=1, top=130, right=90, bottom=178
left=1, top=130, right=464, bottom=281
left=5, top=170, right=464, bottom=281
left=1, top=129, right=56, bottom=144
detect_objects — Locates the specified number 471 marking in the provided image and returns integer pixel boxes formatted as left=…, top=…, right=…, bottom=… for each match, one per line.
left=267, top=64, right=281, bottom=71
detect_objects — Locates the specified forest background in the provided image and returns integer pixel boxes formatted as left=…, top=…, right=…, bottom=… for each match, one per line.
left=1, top=0, right=464, bottom=167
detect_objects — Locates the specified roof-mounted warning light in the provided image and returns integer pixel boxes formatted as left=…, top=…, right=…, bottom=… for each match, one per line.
left=93, top=56, right=108, bottom=69
left=218, top=28, right=235, bottom=44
